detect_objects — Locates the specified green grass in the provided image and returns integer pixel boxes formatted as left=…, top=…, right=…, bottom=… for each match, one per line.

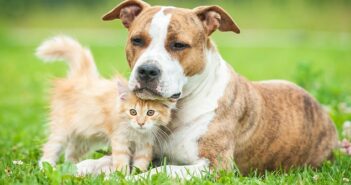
left=1, top=1, right=351, bottom=184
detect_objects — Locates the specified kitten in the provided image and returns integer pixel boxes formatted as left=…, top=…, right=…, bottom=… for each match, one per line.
left=36, top=36, right=174, bottom=173
left=111, top=93, right=173, bottom=173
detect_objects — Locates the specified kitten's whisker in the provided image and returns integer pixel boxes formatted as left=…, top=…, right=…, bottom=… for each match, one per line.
left=151, top=129, right=164, bottom=160
left=155, top=127, right=175, bottom=163
left=155, top=129, right=167, bottom=159
left=152, top=129, right=164, bottom=154
left=162, top=125, right=174, bottom=136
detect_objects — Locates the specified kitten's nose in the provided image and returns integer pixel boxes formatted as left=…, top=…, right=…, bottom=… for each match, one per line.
left=137, top=122, right=145, bottom=127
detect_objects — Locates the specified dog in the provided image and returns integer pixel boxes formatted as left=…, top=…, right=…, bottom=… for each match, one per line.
left=76, top=0, right=338, bottom=177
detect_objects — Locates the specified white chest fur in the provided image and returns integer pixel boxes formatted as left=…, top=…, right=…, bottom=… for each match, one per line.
left=157, top=49, right=231, bottom=165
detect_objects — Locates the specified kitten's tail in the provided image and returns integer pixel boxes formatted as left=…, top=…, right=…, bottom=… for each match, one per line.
left=36, top=35, right=99, bottom=78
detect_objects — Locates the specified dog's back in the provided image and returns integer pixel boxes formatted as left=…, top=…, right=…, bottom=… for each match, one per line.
left=234, top=79, right=338, bottom=174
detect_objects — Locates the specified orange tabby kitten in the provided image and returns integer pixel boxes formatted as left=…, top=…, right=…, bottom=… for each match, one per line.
left=36, top=36, right=174, bottom=173
left=112, top=93, right=173, bottom=173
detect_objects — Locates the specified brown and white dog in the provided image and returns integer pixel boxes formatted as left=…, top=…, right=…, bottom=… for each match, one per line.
left=76, top=0, right=338, bottom=177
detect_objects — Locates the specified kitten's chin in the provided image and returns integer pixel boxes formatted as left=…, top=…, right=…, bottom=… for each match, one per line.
left=130, top=123, right=154, bottom=133
left=133, top=127, right=152, bottom=133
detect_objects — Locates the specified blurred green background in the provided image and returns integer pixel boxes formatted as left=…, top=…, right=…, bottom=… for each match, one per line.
left=0, top=0, right=350, bottom=183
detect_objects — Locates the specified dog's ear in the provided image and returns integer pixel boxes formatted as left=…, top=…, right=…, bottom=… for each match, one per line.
left=102, top=0, right=150, bottom=28
left=193, top=6, right=240, bottom=35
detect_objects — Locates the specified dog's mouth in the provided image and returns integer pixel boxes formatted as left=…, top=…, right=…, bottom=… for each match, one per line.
left=170, top=93, right=181, bottom=99
left=134, top=88, right=181, bottom=101
left=134, top=88, right=162, bottom=100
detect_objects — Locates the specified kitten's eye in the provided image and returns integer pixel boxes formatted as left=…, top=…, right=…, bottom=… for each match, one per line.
left=147, top=110, right=155, bottom=116
left=131, top=36, right=144, bottom=47
left=170, top=41, right=190, bottom=51
left=129, top=109, right=137, bottom=116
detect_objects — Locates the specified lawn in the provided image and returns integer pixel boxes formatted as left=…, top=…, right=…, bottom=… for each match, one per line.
left=0, top=0, right=351, bottom=184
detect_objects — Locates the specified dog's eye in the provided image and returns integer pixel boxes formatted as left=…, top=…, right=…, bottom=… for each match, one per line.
left=147, top=110, right=155, bottom=116
left=131, top=37, right=144, bottom=47
left=170, top=42, right=190, bottom=51
left=129, top=109, right=137, bottom=116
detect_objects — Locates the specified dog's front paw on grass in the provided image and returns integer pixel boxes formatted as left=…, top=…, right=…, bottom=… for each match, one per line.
left=76, top=156, right=114, bottom=176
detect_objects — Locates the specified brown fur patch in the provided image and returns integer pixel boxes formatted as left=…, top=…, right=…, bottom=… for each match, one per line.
left=125, top=7, right=208, bottom=77
left=165, top=8, right=207, bottom=76
left=125, top=7, right=161, bottom=68
left=198, top=70, right=338, bottom=175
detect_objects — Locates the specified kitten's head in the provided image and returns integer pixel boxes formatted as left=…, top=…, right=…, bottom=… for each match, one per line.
left=118, top=81, right=175, bottom=132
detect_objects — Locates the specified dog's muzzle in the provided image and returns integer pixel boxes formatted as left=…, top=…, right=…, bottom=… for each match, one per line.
left=135, top=63, right=161, bottom=96
left=137, top=64, right=161, bottom=82
left=133, top=62, right=183, bottom=100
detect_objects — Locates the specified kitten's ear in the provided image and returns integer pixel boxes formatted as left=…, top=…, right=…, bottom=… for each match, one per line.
left=119, top=93, right=128, bottom=101
left=117, top=80, right=129, bottom=101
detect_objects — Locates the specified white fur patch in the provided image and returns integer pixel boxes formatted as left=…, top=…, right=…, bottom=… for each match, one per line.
left=130, top=159, right=209, bottom=180
left=76, top=156, right=113, bottom=176
left=155, top=49, right=231, bottom=165
left=129, top=7, right=188, bottom=98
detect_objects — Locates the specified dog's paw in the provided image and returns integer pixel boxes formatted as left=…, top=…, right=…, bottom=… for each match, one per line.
left=76, top=159, right=97, bottom=176
left=76, top=156, right=113, bottom=176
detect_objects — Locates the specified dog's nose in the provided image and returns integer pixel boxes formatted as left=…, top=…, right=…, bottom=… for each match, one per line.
left=137, top=64, right=161, bottom=82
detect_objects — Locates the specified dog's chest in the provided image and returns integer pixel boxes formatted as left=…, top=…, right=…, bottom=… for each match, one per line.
left=158, top=108, right=216, bottom=165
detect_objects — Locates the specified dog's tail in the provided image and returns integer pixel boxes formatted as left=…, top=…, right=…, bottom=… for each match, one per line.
left=36, top=35, right=99, bottom=78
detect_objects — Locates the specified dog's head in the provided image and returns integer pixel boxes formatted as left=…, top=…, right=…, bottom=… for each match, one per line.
left=103, top=0, right=240, bottom=100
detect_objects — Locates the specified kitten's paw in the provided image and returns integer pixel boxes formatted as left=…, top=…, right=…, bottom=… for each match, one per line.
left=114, top=164, right=130, bottom=176
left=127, top=167, right=160, bottom=181
left=101, top=165, right=115, bottom=176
